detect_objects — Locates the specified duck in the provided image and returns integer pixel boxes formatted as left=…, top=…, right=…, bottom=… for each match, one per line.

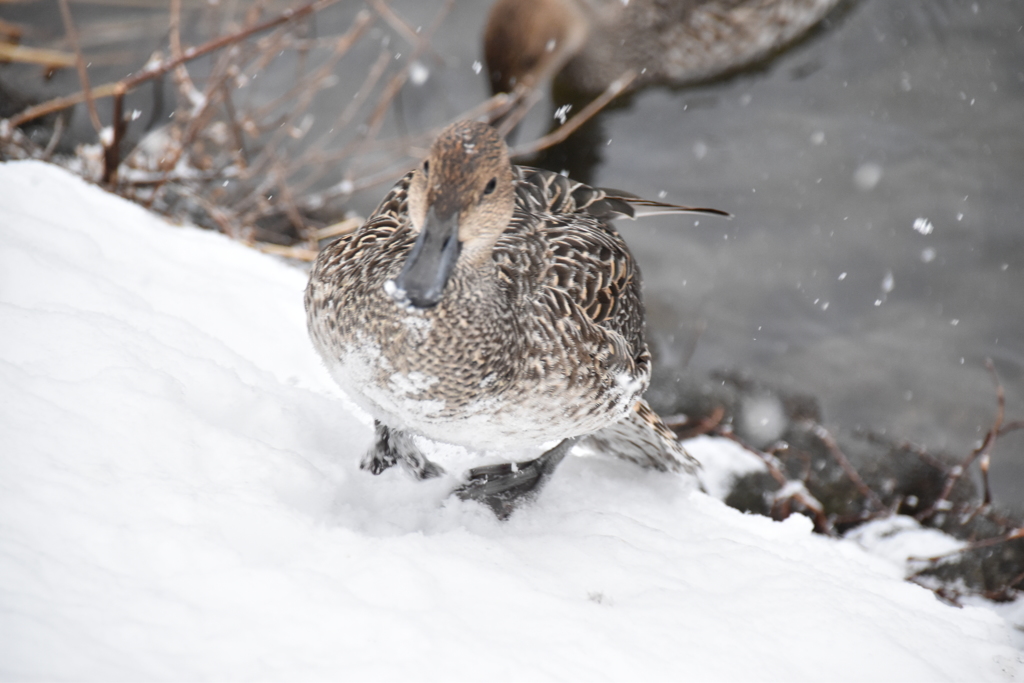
left=484, top=0, right=843, bottom=95
left=305, top=120, right=727, bottom=517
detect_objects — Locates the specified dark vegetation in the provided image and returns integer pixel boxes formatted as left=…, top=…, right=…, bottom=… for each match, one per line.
left=653, top=360, right=1024, bottom=605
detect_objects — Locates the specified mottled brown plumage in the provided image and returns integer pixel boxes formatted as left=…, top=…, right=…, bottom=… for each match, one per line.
left=305, top=121, right=725, bottom=512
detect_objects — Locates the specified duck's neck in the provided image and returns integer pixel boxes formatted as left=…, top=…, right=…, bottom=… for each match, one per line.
left=435, top=257, right=507, bottom=325
left=381, top=257, right=517, bottom=393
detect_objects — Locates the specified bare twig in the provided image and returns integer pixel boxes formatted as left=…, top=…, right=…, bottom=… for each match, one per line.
left=0, top=42, right=76, bottom=68
left=7, top=0, right=343, bottom=129
left=339, top=0, right=454, bottom=187
left=719, top=431, right=834, bottom=535
left=57, top=0, right=103, bottom=134
left=664, top=405, right=726, bottom=440
left=42, top=111, right=67, bottom=160
left=808, top=421, right=886, bottom=512
left=509, top=70, right=637, bottom=158
left=917, top=358, right=1004, bottom=523
left=367, top=0, right=440, bottom=58
left=315, top=217, right=363, bottom=240
left=255, top=242, right=320, bottom=260
left=168, top=0, right=200, bottom=107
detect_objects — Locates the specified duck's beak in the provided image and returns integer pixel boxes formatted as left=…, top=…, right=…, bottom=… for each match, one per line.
left=394, top=206, right=461, bottom=308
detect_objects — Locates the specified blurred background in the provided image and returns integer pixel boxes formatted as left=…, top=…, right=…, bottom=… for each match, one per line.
left=2, top=0, right=1022, bottom=511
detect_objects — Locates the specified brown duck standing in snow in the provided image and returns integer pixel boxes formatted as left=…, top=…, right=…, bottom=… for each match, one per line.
left=305, top=121, right=727, bottom=517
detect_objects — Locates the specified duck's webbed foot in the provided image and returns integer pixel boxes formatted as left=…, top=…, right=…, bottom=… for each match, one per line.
left=361, top=421, right=444, bottom=480
left=453, top=437, right=579, bottom=519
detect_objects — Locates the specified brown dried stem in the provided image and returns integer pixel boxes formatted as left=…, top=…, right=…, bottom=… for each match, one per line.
left=909, top=527, right=1024, bottom=565
left=0, top=42, right=76, bottom=68
left=509, top=70, right=637, bottom=159
left=719, top=431, right=834, bottom=535
left=57, top=0, right=103, bottom=134
left=917, top=358, right=1004, bottom=522
left=7, top=0, right=343, bottom=129
left=808, top=421, right=886, bottom=512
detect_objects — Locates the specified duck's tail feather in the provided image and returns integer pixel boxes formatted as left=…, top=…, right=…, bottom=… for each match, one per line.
left=580, top=399, right=702, bottom=476
left=602, top=190, right=732, bottom=219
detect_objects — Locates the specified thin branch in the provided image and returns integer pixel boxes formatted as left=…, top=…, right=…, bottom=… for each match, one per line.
left=0, top=42, right=76, bottom=68
left=255, top=242, right=320, bottom=261
left=315, top=217, right=363, bottom=240
left=917, top=358, right=1005, bottom=522
left=910, top=527, right=1024, bottom=564
left=664, top=405, right=725, bottom=440
left=367, top=0, right=439, bottom=58
left=7, top=0, right=343, bottom=129
left=340, top=0, right=454, bottom=186
left=509, top=70, right=637, bottom=158
left=57, top=0, right=102, bottom=134
left=718, top=431, right=834, bottom=535
left=42, top=111, right=67, bottom=160
left=808, top=421, right=886, bottom=512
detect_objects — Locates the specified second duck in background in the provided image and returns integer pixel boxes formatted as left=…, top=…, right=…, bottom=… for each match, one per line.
left=485, top=0, right=843, bottom=95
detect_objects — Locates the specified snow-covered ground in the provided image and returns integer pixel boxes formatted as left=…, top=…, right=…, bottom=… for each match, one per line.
left=1, top=160, right=1020, bottom=681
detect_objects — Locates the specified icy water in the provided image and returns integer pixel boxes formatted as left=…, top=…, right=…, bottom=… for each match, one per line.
left=4, top=1, right=1022, bottom=507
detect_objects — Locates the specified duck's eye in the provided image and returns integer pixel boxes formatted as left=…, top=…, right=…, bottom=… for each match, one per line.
left=483, top=177, right=497, bottom=196
left=422, top=160, right=430, bottom=175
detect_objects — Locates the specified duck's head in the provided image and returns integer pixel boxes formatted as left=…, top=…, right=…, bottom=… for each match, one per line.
left=483, top=0, right=589, bottom=95
left=393, top=121, right=515, bottom=309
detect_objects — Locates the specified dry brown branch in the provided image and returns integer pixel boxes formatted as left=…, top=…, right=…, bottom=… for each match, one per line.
left=6, top=0, right=343, bottom=129
left=808, top=421, right=886, bottom=512
left=917, top=358, right=1004, bottom=522
left=367, top=0, right=440, bottom=59
left=0, top=42, right=76, bottom=67
left=909, top=527, right=1024, bottom=565
left=719, top=431, right=834, bottom=534
left=509, top=70, right=637, bottom=158
left=255, top=242, right=320, bottom=261
left=241, top=12, right=372, bottom=187
left=168, top=0, right=200, bottom=106
left=6, top=0, right=644, bottom=257
left=286, top=45, right=392, bottom=193
left=42, top=111, right=66, bottom=160
left=58, top=0, right=103, bottom=134
left=664, top=405, right=726, bottom=440
left=338, top=0, right=455, bottom=187
left=315, top=217, right=363, bottom=240
left=999, top=420, right=1024, bottom=437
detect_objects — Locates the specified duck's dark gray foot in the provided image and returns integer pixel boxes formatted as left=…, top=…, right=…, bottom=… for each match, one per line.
left=360, top=421, right=445, bottom=480
left=453, top=437, right=579, bottom=519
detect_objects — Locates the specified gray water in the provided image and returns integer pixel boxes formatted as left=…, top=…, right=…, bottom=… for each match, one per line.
left=4, top=0, right=1022, bottom=507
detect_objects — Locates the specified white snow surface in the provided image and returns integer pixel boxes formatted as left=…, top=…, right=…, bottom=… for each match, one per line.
left=1, top=161, right=1021, bottom=681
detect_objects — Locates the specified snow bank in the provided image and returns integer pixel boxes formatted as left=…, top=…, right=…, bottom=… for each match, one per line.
left=1, top=161, right=1019, bottom=681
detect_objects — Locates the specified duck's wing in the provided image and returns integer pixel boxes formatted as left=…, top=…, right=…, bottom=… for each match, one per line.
left=502, top=167, right=648, bottom=362
left=514, top=165, right=729, bottom=220
left=361, top=170, right=415, bottom=234
left=312, top=171, right=416, bottom=277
